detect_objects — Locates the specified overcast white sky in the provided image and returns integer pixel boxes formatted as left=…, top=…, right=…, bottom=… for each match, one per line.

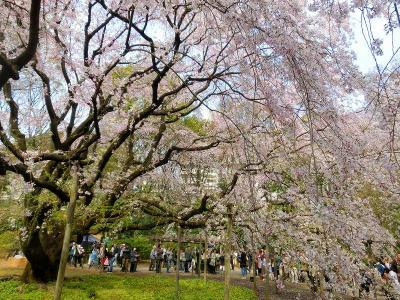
left=351, top=10, right=400, bottom=74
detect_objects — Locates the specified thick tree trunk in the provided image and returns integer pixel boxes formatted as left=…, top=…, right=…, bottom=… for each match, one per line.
left=21, top=230, right=60, bottom=283
left=224, top=204, right=233, bottom=300
left=20, top=191, right=65, bottom=282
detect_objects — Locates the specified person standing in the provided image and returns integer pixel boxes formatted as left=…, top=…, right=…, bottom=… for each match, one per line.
left=149, top=246, right=156, bottom=271
left=119, top=244, right=126, bottom=268
left=239, top=250, right=248, bottom=279
left=290, top=253, right=300, bottom=283
left=71, top=242, right=79, bottom=267
left=121, top=246, right=131, bottom=272
left=118, top=244, right=126, bottom=271
left=155, top=244, right=163, bottom=273
left=274, top=254, right=282, bottom=280
left=89, top=247, right=99, bottom=269
left=261, top=250, right=268, bottom=281
left=107, top=244, right=117, bottom=272
left=130, top=248, right=138, bottom=272
left=230, top=254, right=234, bottom=271
left=166, top=249, right=173, bottom=273
left=68, top=243, right=74, bottom=265
left=77, top=244, right=84, bottom=268
left=247, top=252, right=253, bottom=273
left=219, top=253, right=225, bottom=273
left=256, top=249, right=264, bottom=280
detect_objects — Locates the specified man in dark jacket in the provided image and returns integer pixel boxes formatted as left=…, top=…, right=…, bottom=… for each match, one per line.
left=130, top=248, right=139, bottom=272
left=239, top=251, right=248, bottom=279
left=155, top=245, right=163, bottom=273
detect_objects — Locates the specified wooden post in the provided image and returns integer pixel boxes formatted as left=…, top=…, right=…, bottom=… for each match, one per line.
left=273, top=253, right=279, bottom=295
left=204, top=230, right=207, bottom=283
left=54, top=165, right=78, bottom=300
left=224, top=204, right=233, bottom=300
left=197, top=247, right=200, bottom=277
left=191, top=246, right=194, bottom=277
left=264, top=248, right=270, bottom=300
left=176, top=223, right=181, bottom=300
left=250, top=232, right=257, bottom=295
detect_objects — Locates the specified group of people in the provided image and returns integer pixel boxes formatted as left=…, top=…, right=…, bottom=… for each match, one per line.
left=376, top=253, right=400, bottom=297
left=144, top=245, right=290, bottom=283
left=89, top=243, right=140, bottom=273
left=69, top=242, right=140, bottom=273
left=69, top=242, right=85, bottom=268
left=69, top=240, right=400, bottom=299
left=148, top=245, right=176, bottom=273
left=147, top=245, right=230, bottom=275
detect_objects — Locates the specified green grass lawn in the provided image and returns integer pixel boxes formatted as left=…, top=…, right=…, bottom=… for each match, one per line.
left=0, top=274, right=257, bottom=300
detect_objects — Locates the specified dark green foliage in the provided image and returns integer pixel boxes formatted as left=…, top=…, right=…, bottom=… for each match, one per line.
left=112, top=235, right=154, bottom=258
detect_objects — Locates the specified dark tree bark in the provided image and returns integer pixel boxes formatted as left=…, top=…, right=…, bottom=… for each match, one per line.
left=21, top=230, right=61, bottom=283
left=20, top=193, right=64, bottom=283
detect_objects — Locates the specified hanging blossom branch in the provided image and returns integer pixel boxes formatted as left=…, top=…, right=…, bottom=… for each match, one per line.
left=0, top=0, right=41, bottom=89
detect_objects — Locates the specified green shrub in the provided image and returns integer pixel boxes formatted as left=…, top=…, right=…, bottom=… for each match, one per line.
left=112, top=235, right=154, bottom=259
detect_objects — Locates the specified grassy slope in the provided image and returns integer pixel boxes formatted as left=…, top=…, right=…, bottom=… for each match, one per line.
left=0, top=274, right=257, bottom=300
left=0, top=200, right=20, bottom=258
left=0, top=231, right=16, bottom=258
